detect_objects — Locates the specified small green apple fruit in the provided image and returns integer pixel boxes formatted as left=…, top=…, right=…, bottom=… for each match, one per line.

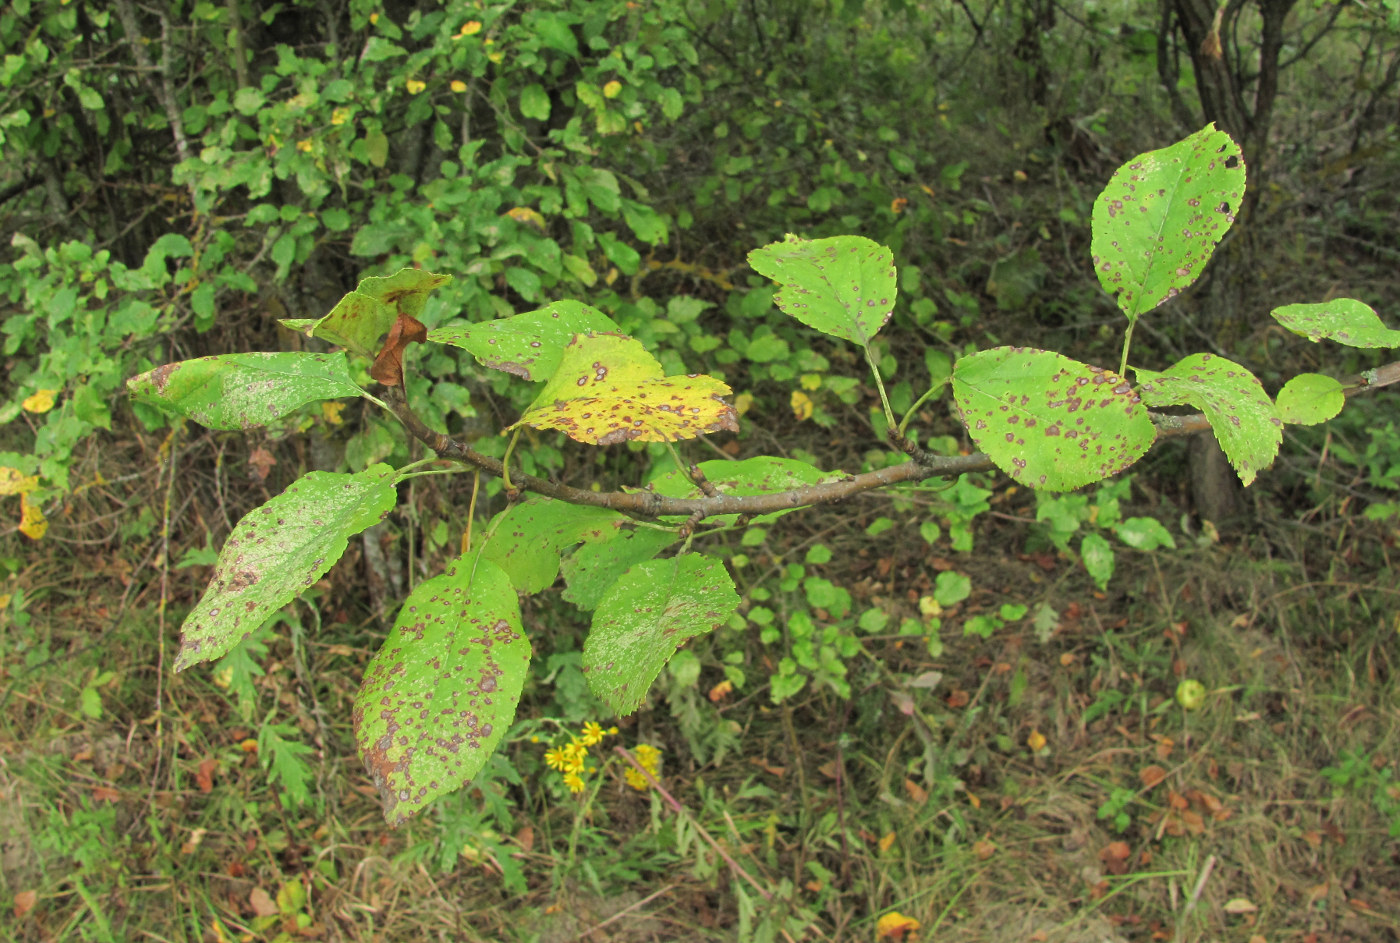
left=1175, top=679, right=1207, bottom=711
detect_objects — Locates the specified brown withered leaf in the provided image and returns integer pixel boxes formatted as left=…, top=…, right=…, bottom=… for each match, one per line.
left=370, top=312, right=428, bottom=387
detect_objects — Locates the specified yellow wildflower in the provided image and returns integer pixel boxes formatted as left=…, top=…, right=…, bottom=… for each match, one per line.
left=561, top=741, right=587, bottom=773
left=634, top=743, right=662, bottom=773
left=563, top=772, right=586, bottom=794
left=544, top=746, right=568, bottom=771
left=580, top=721, right=605, bottom=746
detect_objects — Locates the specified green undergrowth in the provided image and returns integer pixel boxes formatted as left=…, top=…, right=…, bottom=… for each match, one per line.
left=3, top=460, right=1397, bottom=942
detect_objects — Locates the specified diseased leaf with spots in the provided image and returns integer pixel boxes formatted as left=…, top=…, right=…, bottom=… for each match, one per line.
left=480, top=497, right=624, bottom=593
left=280, top=269, right=452, bottom=358
left=748, top=234, right=896, bottom=347
left=647, top=456, right=837, bottom=525
left=352, top=553, right=528, bottom=826
left=509, top=332, right=737, bottom=444
left=1276, top=373, right=1345, bottom=426
left=175, top=465, right=398, bottom=670
left=952, top=347, right=1154, bottom=492
left=562, top=525, right=680, bottom=610
left=428, top=300, right=620, bottom=380
left=583, top=553, right=739, bottom=715
left=1091, top=124, right=1245, bottom=320
left=127, top=352, right=363, bottom=430
left=1135, top=353, right=1281, bottom=486
left=1270, top=299, right=1400, bottom=349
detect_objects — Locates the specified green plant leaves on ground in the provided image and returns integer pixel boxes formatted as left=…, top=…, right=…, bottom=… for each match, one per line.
left=480, top=497, right=623, bottom=593
left=1270, top=299, right=1400, bottom=348
left=127, top=352, right=363, bottom=430
left=583, top=553, right=739, bottom=715
left=1091, top=123, right=1245, bottom=320
left=429, top=300, right=621, bottom=380
left=174, top=465, right=398, bottom=670
left=1134, top=353, right=1282, bottom=486
left=748, top=234, right=896, bottom=347
left=509, top=332, right=737, bottom=444
left=951, top=347, right=1154, bottom=491
left=352, top=552, right=528, bottom=826
left=1277, top=373, right=1346, bottom=426
left=281, top=269, right=452, bottom=358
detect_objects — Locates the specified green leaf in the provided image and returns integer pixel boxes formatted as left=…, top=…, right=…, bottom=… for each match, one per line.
left=479, top=497, right=622, bottom=594
left=365, top=130, right=389, bottom=168
left=1081, top=533, right=1114, bottom=590
left=429, top=300, right=619, bottom=380
left=934, top=571, right=970, bottom=607
left=533, top=13, right=580, bottom=56
left=1135, top=354, right=1281, bottom=486
left=621, top=199, right=668, bottom=245
left=748, top=235, right=896, bottom=347
left=353, top=553, right=528, bottom=826
left=175, top=465, right=398, bottom=670
left=1091, top=124, right=1245, bottom=320
left=259, top=722, right=315, bottom=808
left=583, top=553, right=739, bottom=715
left=509, top=332, right=737, bottom=444
left=127, top=352, right=363, bottom=430
left=952, top=347, right=1154, bottom=491
left=520, top=83, right=551, bottom=120
left=1114, top=516, right=1176, bottom=551
left=283, top=269, right=452, bottom=357
left=233, top=88, right=265, bottom=115
left=1276, top=373, right=1345, bottom=426
left=1270, top=299, right=1400, bottom=348
left=562, top=526, right=679, bottom=610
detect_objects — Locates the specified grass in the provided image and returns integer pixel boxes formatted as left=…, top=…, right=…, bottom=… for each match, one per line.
left=2, top=425, right=1399, bottom=943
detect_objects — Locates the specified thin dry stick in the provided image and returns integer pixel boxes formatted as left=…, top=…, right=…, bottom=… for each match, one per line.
left=613, top=746, right=772, bottom=901
left=1175, top=853, right=1217, bottom=943
left=576, top=883, right=677, bottom=938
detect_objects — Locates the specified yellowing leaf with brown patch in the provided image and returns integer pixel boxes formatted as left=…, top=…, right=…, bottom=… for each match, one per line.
left=510, top=332, right=737, bottom=444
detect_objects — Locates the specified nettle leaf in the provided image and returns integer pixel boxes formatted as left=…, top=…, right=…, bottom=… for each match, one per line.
left=1135, top=353, right=1282, bottom=486
left=127, top=352, right=363, bottom=430
left=1091, top=124, right=1245, bottom=320
left=281, top=269, right=452, bottom=357
left=352, top=553, right=528, bottom=826
left=561, top=526, right=679, bottom=610
left=1276, top=373, right=1345, bottom=426
left=175, top=465, right=398, bottom=670
left=952, top=347, right=1154, bottom=492
left=583, top=553, right=739, bottom=715
left=747, top=234, right=896, bottom=347
left=480, top=497, right=622, bottom=593
left=510, top=332, right=737, bottom=444
left=648, top=456, right=835, bottom=525
left=429, top=300, right=620, bottom=380
left=1270, top=299, right=1400, bottom=349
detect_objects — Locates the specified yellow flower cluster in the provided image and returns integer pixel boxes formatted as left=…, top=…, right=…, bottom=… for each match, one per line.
left=624, top=744, right=662, bottom=791
left=542, top=722, right=616, bottom=794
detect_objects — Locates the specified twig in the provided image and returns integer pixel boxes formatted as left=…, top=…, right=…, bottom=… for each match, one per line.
left=576, top=883, right=676, bottom=938
left=1175, top=853, right=1217, bottom=943
left=613, top=746, right=772, bottom=901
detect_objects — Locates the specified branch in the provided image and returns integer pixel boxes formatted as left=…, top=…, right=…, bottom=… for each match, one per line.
left=381, top=359, right=1400, bottom=521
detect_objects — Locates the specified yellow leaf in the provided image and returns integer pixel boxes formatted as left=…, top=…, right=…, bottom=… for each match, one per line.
left=369, top=12, right=379, bottom=24
left=510, top=333, right=737, bottom=445
left=603, top=80, right=622, bottom=98
left=450, top=79, right=467, bottom=93
left=791, top=390, right=813, bottom=421
left=1027, top=729, right=1047, bottom=751
left=877, top=831, right=896, bottom=852
left=22, top=389, right=57, bottom=413
left=488, top=52, right=504, bottom=64
left=296, top=138, right=313, bottom=152
left=406, top=79, right=427, bottom=94
left=733, top=392, right=753, bottom=416
left=321, top=401, right=345, bottom=425
left=458, top=19, right=482, bottom=36
left=331, top=107, right=349, bottom=125
left=876, top=911, right=921, bottom=939
left=19, top=493, right=47, bottom=540
left=0, top=468, right=38, bottom=496
left=799, top=373, right=823, bottom=391
left=506, top=206, right=547, bottom=231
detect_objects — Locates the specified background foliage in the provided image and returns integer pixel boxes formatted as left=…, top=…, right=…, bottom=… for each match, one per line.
left=3, top=0, right=1399, bottom=940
